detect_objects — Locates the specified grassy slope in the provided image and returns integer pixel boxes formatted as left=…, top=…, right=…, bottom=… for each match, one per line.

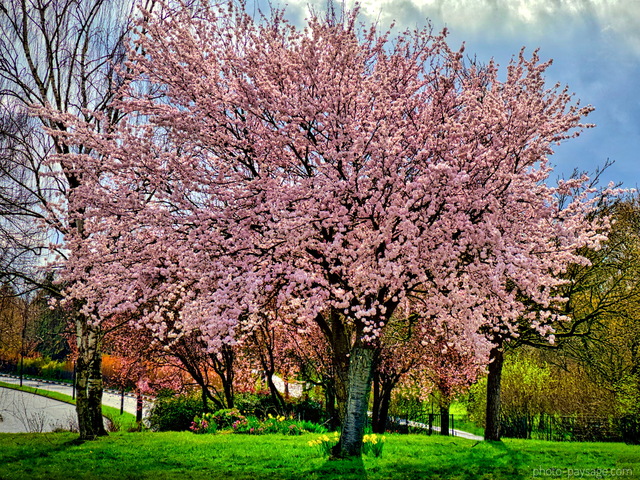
left=0, top=432, right=637, bottom=480
left=0, top=381, right=137, bottom=430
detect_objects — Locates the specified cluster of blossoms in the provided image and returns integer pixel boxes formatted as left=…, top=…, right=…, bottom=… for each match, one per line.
left=267, top=413, right=287, bottom=422
left=308, top=432, right=340, bottom=457
left=307, top=432, right=386, bottom=457
left=362, top=434, right=386, bottom=457
left=190, top=413, right=217, bottom=434
left=45, top=1, right=607, bottom=360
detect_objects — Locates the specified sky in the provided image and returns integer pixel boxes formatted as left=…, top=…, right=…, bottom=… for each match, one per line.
left=250, top=0, right=640, bottom=188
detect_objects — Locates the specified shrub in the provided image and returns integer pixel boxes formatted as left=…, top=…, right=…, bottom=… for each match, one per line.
left=289, top=398, right=326, bottom=424
left=212, top=408, right=246, bottom=430
left=255, top=414, right=305, bottom=435
left=230, top=415, right=260, bottom=434
left=192, top=411, right=328, bottom=436
left=148, top=391, right=204, bottom=431
left=295, top=419, right=328, bottom=434
left=233, top=392, right=327, bottom=424
left=234, top=393, right=281, bottom=417
left=190, top=413, right=218, bottom=434
left=3, top=355, right=73, bottom=381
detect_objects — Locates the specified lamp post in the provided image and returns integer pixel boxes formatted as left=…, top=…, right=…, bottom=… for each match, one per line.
left=19, top=306, right=27, bottom=388
left=72, top=360, right=76, bottom=400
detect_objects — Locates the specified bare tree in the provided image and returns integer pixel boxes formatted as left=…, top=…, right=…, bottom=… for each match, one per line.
left=0, top=0, right=144, bottom=440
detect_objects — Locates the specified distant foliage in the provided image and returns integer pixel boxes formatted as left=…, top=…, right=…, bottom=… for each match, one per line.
left=620, top=415, right=640, bottom=445
left=466, top=350, right=617, bottom=426
left=0, top=354, right=73, bottom=381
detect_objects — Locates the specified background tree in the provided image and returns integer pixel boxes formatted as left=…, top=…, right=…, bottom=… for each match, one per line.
left=163, top=333, right=237, bottom=411
left=0, top=0, right=151, bottom=439
left=479, top=183, right=624, bottom=441
left=285, top=318, right=340, bottom=427
left=0, top=107, right=47, bottom=289
left=558, top=196, right=640, bottom=415
left=0, top=285, right=38, bottom=381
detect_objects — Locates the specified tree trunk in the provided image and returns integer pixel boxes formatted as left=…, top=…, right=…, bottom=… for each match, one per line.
left=484, top=345, right=504, bottom=441
left=265, top=371, right=286, bottom=411
left=333, top=346, right=374, bottom=458
left=330, top=312, right=351, bottom=426
left=324, top=381, right=339, bottom=430
left=223, top=377, right=234, bottom=409
left=371, top=373, right=393, bottom=434
left=136, top=393, right=143, bottom=423
left=315, top=309, right=353, bottom=427
left=75, top=318, right=107, bottom=440
left=210, top=343, right=235, bottom=408
left=439, top=403, right=450, bottom=436
left=202, top=386, right=209, bottom=412
left=334, top=362, right=349, bottom=426
left=372, top=372, right=382, bottom=432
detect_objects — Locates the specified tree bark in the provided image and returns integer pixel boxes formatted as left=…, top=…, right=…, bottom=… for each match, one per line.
left=212, top=344, right=235, bottom=409
left=439, top=403, right=450, bottom=436
left=75, top=317, right=107, bottom=440
left=314, top=309, right=353, bottom=428
left=329, top=311, right=351, bottom=426
left=371, top=373, right=394, bottom=434
left=484, top=345, right=504, bottom=441
left=333, top=346, right=374, bottom=458
left=324, top=380, right=339, bottom=429
left=265, top=370, right=286, bottom=411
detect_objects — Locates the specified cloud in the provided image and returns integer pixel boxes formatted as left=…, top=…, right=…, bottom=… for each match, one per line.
left=278, top=0, right=640, bottom=56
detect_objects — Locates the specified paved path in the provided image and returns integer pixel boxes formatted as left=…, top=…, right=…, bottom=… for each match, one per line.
left=0, top=387, right=79, bottom=433
left=389, top=416, right=484, bottom=441
left=0, top=374, right=153, bottom=433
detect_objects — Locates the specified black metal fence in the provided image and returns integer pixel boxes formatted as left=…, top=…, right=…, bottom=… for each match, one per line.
left=501, top=414, right=640, bottom=443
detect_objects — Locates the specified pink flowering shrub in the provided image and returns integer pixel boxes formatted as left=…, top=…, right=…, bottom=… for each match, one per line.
left=190, top=413, right=217, bottom=434
left=192, top=411, right=326, bottom=435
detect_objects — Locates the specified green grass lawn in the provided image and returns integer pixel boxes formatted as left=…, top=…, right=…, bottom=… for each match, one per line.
left=0, top=431, right=637, bottom=480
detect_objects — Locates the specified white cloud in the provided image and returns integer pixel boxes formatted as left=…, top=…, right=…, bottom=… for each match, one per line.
left=278, top=0, right=640, bottom=55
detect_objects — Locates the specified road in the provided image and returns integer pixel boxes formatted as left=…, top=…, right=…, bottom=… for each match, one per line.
left=0, top=374, right=152, bottom=433
left=387, top=416, right=484, bottom=441
left=0, top=387, right=79, bottom=433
